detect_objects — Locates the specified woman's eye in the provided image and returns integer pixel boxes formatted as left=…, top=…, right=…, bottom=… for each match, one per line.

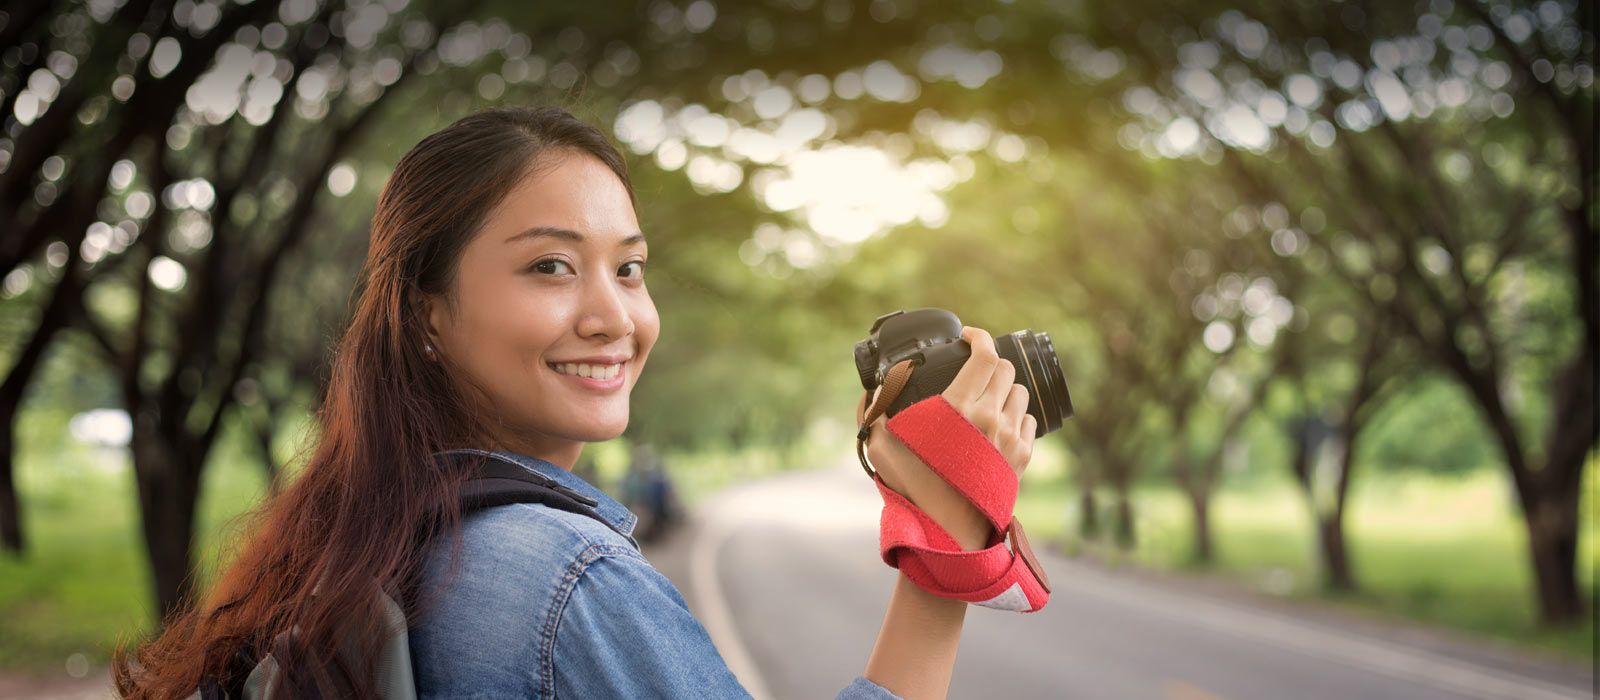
left=619, top=261, right=646, bottom=280
left=532, top=259, right=573, bottom=275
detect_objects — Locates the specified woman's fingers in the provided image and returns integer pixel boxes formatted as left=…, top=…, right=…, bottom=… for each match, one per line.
left=1001, top=382, right=1030, bottom=434
left=945, top=326, right=1012, bottom=440
left=936, top=326, right=1033, bottom=472
left=981, top=357, right=1017, bottom=424
left=942, top=326, right=998, bottom=408
left=1020, top=414, right=1038, bottom=443
left=997, top=384, right=1034, bottom=474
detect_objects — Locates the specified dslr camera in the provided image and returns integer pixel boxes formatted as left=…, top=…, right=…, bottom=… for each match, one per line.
left=853, top=309, right=1073, bottom=438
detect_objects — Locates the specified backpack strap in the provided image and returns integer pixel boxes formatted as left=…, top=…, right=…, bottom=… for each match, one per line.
left=449, top=451, right=624, bottom=538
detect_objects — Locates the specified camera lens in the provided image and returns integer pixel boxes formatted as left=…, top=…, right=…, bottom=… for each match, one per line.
left=995, top=331, right=1074, bottom=438
left=1034, top=332, right=1073, bottom=424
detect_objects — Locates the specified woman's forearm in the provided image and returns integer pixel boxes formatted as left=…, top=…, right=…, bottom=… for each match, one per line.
left=864, top=574, right=969, bottom=700
left=861, top=451, right=991, bottom=700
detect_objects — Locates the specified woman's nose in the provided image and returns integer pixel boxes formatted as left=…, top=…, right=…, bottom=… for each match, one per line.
left=576, top=276, right=635, bottom=340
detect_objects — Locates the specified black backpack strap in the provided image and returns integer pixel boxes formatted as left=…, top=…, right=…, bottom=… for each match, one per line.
left=197, top=679, right=225, bottom=700
left=199, top=632, right=271, bottom=700
left=450, top=452, right=623, bottom=536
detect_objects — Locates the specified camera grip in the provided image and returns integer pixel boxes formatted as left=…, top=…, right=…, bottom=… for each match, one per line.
left=885, top=345, right=969, bottom=418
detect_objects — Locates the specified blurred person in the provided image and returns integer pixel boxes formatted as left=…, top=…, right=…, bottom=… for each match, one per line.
left=114, top=106, right=1036, bottom=700
left=623, top=443, right=681, bottom=542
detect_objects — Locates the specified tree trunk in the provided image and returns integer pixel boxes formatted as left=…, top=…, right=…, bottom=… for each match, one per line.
left=0, top=254, right=85, bottom=554
left=1113, top=487, right=1136, bottom=549
left=1317, top=513, right=1354, bottom=592
left=1077, top=464, right=1099, bottom=539
left=131, top=424, right=203, bottom=621
left=1188, top=487, right=1212, bottom=565
left=0, top=412, right=19, bottom=553
left=1323, top=414, right=1363, bottom=593
left=1181, top=401, right=1255, bottom=568
left=1289, top=420, right=1360, bottom=592
left=1465, top=362, right=1590, bottom=624
left=1522, top=480, right=1584, bottom=623
left=1517, top=350, right=1596, bottom=624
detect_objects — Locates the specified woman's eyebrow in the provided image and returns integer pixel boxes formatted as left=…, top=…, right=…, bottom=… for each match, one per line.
left=504, top=226, right=647, bottom=246
left=504, top=226, right=582, bottom=244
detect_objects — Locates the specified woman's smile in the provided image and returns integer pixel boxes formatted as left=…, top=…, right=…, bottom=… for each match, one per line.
left=547, top=356, right=630, bottom=390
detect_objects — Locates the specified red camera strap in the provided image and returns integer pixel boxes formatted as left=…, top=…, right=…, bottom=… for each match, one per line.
left=856, top=365, right=1051, bottom=613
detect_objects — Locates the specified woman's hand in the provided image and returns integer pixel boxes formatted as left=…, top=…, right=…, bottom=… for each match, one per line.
left=861, top=326, right=1039, bottom=699
left=864, top=326, right=1036, bottom=550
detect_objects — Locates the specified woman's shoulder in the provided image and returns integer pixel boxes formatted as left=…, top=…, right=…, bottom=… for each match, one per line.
left=410, top=502, right=648, bottom=694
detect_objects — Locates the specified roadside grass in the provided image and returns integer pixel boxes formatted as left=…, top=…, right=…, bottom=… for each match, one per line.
left=0, top=414, right=272, bottom=672
left=3, top=421, right=1592, bottom=673
left=1015, top=466, right=1598, bottom=661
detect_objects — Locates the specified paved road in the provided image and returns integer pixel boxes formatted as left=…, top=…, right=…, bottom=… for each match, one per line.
left=649, top=464, right=1595, bottom=700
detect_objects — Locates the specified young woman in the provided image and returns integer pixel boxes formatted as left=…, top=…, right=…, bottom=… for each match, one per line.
left=115, top=106, right=1035, bottom=700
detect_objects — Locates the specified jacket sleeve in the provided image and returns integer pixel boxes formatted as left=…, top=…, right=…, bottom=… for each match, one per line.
left=552, top=548, right=900, bottom=700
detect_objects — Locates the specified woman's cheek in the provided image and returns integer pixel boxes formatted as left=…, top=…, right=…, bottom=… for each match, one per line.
left=635, top=293, right=661, bottom=355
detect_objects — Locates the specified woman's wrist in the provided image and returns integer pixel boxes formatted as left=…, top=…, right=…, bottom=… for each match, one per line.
left=864, top=573, right=968, bottom=700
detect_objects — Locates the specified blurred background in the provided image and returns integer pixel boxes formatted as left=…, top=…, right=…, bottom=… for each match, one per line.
left=0, top=0, right=1594, bottom=697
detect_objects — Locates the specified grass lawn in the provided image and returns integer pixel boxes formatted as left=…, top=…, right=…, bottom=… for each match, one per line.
left=1015, top=465, right=1598, bottom=661
left=0, top=426, right=273, bottom=672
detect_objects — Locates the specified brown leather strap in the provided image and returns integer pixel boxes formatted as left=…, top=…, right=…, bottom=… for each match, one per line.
left=1006, top=518, right=1051, bottom=593
left=856, top=359, right=916, bottom=477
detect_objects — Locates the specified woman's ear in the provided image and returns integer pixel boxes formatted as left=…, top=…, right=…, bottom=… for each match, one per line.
left=415, top=291, right=449, bottom=355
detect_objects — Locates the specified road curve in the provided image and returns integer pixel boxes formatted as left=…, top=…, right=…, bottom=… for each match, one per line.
left=666, top=463, right=1594, bottom=700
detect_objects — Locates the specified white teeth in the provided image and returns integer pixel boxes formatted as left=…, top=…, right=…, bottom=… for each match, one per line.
left=553, top=362, right=623, bottom=380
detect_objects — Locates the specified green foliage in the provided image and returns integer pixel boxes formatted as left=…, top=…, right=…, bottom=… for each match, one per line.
left=1360, top=376, right=1497, bottom=473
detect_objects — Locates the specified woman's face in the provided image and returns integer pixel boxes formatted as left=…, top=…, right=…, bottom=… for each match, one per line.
left=424, top=151, right=658, bottom=468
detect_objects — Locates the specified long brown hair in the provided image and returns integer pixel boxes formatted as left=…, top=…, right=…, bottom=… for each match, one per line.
left=114, top=106, right=634, bottom=700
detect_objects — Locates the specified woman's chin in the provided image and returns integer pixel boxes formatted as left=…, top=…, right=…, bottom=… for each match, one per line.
left=572, top=417, right=629, bottom=443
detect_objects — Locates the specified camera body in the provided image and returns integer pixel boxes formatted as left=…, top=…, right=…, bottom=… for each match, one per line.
left=853, top=309, right=1073, bottom=438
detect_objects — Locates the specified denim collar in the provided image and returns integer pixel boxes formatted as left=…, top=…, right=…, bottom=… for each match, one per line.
left=439, top=448, right=638, bottom=538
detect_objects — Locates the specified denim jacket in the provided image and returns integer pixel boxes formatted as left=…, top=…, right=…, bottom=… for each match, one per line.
left=408, top=450, right=899, bottom=699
